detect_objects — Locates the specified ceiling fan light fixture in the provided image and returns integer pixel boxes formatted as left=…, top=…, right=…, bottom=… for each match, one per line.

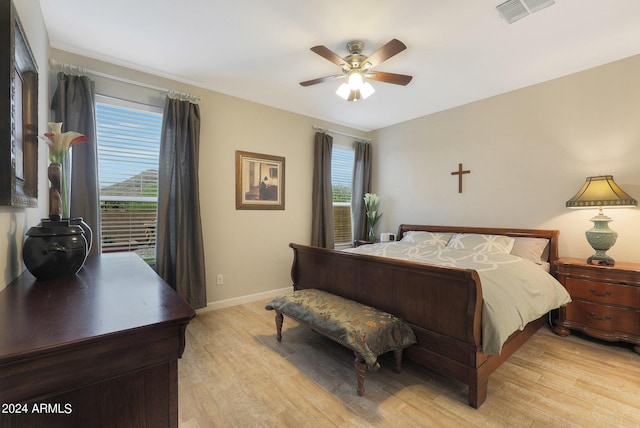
left=336, top=83, right=351, bottom=100
left=347, top=71, right=364, bottom=90
left=360, top=81, right=375, bottom=99
left=335, top=70, right=375, bottom=101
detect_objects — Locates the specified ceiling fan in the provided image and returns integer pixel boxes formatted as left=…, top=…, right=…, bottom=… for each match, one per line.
left=300, top=39, right=413, bottom=101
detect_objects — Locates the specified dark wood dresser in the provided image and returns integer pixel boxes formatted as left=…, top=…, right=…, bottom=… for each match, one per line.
left=554, top=257, right=640, bottom=353
left=0, top=252, right=195, bottom=427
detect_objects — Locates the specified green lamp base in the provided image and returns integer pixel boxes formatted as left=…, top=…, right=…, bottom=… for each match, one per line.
left=587, top=254, right=615, bottom=266
left=585, top=214, right=618, bottom=267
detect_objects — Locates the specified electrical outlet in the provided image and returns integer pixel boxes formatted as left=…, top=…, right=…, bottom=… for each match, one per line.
left=216, top=274, right=224, bottom=285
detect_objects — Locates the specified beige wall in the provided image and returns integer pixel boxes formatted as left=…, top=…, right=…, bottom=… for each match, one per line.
left=1, top=0, right=49, bottom=291
left=371, top=54, right=640, bottom=263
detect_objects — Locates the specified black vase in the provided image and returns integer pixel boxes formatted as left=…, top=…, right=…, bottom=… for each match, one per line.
left=22, top=219, right=88, bottom=281
left=70, top=217, right=93, bottom=254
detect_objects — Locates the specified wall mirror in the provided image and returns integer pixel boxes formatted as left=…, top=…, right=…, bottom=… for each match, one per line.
left=0, top=0, right=38, bottom=207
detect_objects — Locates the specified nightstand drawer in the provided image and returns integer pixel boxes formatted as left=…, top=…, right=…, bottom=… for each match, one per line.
left=560, top=265, right=640, bottom=286
left=565, top=301, right=640, bottom=336
left=565, top=278, right=640, bottom=307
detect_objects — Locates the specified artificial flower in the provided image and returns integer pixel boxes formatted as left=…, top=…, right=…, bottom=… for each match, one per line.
left=39, top=122, right=89, bottom=219
left=41, top=122, right=89, bottom=163
left=364, top=193, right=382, bottom=229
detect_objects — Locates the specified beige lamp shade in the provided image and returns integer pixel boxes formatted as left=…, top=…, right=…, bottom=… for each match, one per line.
left=566, top=175, right=637, bottom=208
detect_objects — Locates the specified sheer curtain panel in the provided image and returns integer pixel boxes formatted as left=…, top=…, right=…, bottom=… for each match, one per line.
left=310, top=132, right=334, bottom=248
left=50, top=73, right=102, bottom=256
left=351, top=141, right=372, bottom=241
left=156, top=97, right=207, bottom=309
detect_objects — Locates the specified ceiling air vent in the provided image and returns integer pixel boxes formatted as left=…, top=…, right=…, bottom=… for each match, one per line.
left=496, top=0, right=555, bottom=24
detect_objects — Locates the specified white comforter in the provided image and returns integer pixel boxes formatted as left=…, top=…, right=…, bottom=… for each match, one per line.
left=343, top=241, right=571, bottom=354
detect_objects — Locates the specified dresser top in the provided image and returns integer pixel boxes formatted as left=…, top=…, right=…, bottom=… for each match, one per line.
left=0, top=253, right=195, bottom=362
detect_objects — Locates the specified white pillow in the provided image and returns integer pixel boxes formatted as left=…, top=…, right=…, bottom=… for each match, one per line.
left=400, top=231, right=453, bottom=246
left=511, top=237, right=550, bottom=265
left=446, top=233, right=516, bottom=254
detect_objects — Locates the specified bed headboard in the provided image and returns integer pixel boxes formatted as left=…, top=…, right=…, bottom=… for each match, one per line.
left=395, top=224, right=559, bottom=266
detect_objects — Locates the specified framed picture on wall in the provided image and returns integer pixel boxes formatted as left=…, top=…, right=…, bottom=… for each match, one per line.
left=0, top=0, right=39, bottom=207
left=235, top=150, right=285, bottom=210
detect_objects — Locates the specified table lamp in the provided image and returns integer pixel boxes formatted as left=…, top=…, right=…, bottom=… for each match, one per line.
left=566, top=175, right=637, bottom=266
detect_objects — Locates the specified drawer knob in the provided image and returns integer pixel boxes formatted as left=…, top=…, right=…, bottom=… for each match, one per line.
left=589, top=288, right=611, bottom=297
left=589, top=312, right=612, bottom=321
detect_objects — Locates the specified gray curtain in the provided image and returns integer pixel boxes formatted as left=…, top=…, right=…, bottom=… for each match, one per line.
left=50, top=72, right=101, bottom=256
left=310, top=132, right=334, bottom=248
left=156, top=97, right=207, bottom=309
left=351, top=141, right=372, bottom=241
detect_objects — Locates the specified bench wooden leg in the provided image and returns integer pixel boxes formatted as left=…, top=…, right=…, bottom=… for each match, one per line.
left=275, top=311, right=283, bottom=342
left=393, top=348, right=403, bottom=373
left=354, top=354, right=367, bottom=396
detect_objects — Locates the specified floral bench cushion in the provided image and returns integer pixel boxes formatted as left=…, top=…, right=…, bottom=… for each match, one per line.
left=265, top=289, right=417, bottom=370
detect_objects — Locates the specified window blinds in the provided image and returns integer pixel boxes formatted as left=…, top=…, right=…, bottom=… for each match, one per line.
left=95, top=96, right=162, bottom=258
left=332, top=146, right=355, bottom=245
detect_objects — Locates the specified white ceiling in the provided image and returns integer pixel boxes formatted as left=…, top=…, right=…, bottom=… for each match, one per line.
left=39, top=0, right=640, bottom=132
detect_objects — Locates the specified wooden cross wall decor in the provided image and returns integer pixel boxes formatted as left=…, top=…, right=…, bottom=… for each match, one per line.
left=451, top=163, right=471, bottom=193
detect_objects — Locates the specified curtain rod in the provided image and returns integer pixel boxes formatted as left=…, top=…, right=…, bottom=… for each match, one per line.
left=49, top=59, right=202, bottom=103
left=313, top=125, right=371, bottom=142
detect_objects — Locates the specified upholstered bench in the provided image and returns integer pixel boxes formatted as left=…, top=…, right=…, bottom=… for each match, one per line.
left=265, top=288, right=417, bottom=396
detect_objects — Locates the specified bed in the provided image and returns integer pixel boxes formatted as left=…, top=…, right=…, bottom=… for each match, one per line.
left=289, top=225, right=571, bottom=408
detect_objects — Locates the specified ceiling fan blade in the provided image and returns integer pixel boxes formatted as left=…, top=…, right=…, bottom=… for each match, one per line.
left=310, top=45, right=349, bottom=68
left=366, top=71, right=413, bottom=86
left=363, top=39, right=407, bottom=68
left=299, top=74, right=344, bottom=87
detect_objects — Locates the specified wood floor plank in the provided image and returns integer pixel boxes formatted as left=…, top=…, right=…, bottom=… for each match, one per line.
left=179, top=299, right=640, bottom=427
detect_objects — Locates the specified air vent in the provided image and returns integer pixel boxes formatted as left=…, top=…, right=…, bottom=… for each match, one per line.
left=496, top=0, right=555, bottom=24
left=522, top=0, right=555, bottom=13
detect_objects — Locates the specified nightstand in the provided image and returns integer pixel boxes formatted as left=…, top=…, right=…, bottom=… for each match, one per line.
left=553, top=257, right=640, bottom=353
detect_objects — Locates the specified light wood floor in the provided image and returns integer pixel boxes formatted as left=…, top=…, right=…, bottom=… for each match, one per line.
left=178, top=299, right=640, bottom=427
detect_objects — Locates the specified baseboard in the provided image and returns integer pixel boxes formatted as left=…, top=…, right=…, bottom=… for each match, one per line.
left=198, top=286, right=293, bottom=313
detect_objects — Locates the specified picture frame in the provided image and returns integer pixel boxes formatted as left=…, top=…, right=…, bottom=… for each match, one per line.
left=235, top=150, right=285, bottom=210
left=0, top=0, right=38, bottom=207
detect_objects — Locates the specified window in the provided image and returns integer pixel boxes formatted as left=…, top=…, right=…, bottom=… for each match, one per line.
left=95, top=95, right=163, bottom=262
left=331, top=146, right=355, bottom=246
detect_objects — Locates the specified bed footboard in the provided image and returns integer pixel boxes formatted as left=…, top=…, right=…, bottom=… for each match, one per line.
left=289, top=243, right=483, bottom=346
